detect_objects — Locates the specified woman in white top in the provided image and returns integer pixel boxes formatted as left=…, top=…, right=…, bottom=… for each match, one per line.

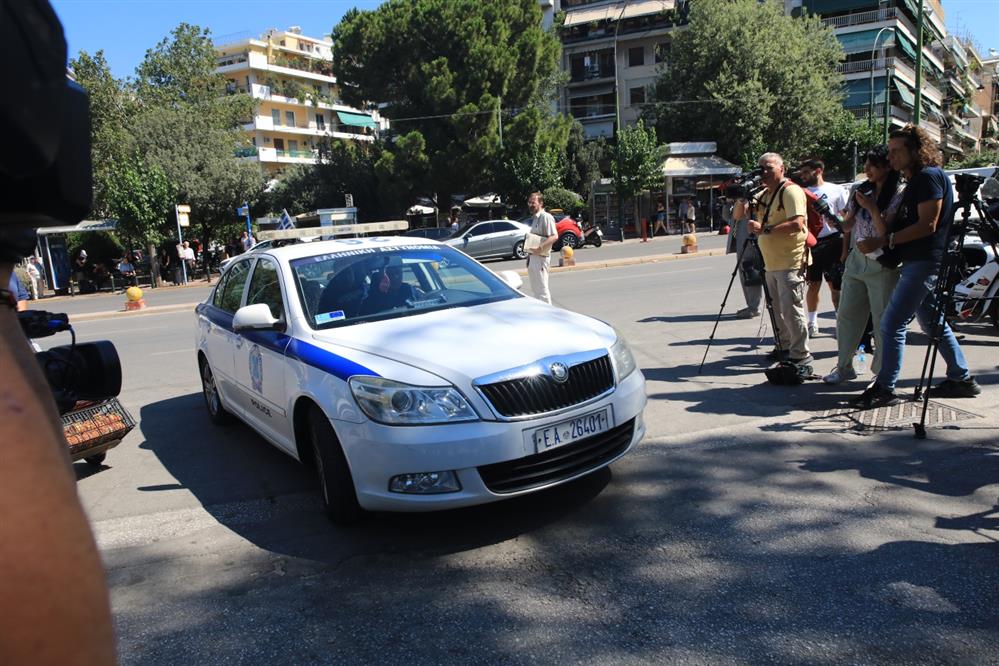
left=823, top=145, right=904, bottom=384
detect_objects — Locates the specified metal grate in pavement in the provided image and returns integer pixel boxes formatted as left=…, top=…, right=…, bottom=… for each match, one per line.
left=809, top=400, right=982, bottom=435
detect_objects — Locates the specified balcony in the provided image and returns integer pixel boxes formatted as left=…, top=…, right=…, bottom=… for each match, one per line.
left=821, top=6, right=897, bottom=29
left=838, top=57, right=943, bottom=104
left=569, top=105, right=616, bottom=120
left=255, top=146, right=318, bottom=164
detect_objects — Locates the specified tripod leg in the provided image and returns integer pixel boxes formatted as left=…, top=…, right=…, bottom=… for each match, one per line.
left=698, top=248, right=745, bottom=374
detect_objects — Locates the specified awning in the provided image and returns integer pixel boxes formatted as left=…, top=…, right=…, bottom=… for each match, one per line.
left=336, top=111, right=377, bottom=129
left=896, top=31, right=917, bottom=61
left=662, top=155, right=741, bottom=177
left=804, top=0, right=878, bottom=13
left=893, top=78, right=916, bottom=107
left=838, top=28, right=893, bottom=55
left=563, top=0, right=674, bottom=27
left=36, top=219, right=118, bottom=235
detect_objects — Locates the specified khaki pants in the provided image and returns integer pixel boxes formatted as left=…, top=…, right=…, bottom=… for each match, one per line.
left=765, top=268, right=809, bottom=360
left=834, top=250, right=899, bottom=374
left=528, top=254, right=551, bottom=304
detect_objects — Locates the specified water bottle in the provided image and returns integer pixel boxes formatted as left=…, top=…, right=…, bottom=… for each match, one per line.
left=853, top=345, right=867, bottom=375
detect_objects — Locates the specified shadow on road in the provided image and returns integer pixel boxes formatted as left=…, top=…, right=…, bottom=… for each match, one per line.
left=137, top=393, right=612, bottom=564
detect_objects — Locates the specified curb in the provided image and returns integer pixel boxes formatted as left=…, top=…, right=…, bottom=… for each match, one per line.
left=69, top=248, right=730, bottom=322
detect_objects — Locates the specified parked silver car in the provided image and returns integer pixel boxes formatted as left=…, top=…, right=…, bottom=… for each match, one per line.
left=443, top=219, right=530, bottom=261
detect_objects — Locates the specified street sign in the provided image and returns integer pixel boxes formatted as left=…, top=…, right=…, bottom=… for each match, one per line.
left=176, top=204, right=191, bottom=227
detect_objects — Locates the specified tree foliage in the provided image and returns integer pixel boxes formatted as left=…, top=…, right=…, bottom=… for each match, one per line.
left=949, top=150, right=999, bottom=169
left=612, top=120, right=663, bottom=202
left=563, top=122, right=609, bottom=200
left=543, top=186, right=584, bottom=214
left=69, top=50, right=136, bottom=217
left=332, top=0, right=568, bottom=208
left=645, top=0, right=845, bottom=168
left=105, top=156, right=175, bottom=249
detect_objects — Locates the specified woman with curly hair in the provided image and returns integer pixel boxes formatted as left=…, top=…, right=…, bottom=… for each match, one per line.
left=850, top=124, right=980, bottom=407
left=822, top=145, right=903, bottom=384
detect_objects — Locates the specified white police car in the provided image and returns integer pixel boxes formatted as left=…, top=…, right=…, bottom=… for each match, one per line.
left=195, top=236, right=646, bottom=522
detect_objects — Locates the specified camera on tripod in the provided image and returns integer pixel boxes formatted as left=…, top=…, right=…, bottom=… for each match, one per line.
left=955, top=173, right=985, bottom=207
left=725, top=168, right=765, bottom=199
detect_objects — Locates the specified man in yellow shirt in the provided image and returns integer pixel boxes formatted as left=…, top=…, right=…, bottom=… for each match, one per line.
left=747, top=153, right=812, bottom=365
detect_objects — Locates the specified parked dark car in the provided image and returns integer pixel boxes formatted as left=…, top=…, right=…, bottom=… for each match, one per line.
left=403, top=227, right=454, bottom=241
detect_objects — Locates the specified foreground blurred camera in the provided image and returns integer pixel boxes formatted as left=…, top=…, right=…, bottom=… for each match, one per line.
left=18, top=310, right=122, bottom=414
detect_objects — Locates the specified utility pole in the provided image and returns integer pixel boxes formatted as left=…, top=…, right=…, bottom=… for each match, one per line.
left=914, top=0, right=925, bottom=124
left=613, top=1, right=630, bottom=242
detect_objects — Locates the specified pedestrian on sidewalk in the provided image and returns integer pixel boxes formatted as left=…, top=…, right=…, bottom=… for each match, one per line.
left=25, top=257, right=42, bottom=299
left=851, top=125, right=980, bottom=407
left=747, top=152, right=811, bottom=366
left=684, top=197, right=697, bottom=234
left=822, top=145, right=903, bottom=384
left=797, top=158, right=850, bottom=337
left=730, top=197, right=763, bottom=319
left=653, top=200, right=668, bottom=237
left=525, top=191, right=558, bottom=305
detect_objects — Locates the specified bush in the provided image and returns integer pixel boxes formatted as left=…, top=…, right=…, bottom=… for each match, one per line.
left=543, top=186, right=584, bottom=215
left=67, top=231, right=125, bottom=270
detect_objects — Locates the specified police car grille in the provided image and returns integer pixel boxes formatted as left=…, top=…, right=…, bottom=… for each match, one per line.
left=478, top=418, right=635, bottom=494
left=478, top=355, right=614, bottom=417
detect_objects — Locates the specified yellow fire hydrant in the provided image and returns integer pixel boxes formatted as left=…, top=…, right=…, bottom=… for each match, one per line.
left=559, top=245, right=575, bottom=267
left=124, top=286, right=146, bottom=311
left=681, top=233, right=698, bottom=254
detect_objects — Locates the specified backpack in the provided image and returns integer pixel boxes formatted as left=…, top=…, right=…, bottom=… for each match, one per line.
left=772, top=180, right=819, bottom=248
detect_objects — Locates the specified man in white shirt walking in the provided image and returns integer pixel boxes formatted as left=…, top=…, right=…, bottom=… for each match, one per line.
left=526, top=191, right=558, bottom=304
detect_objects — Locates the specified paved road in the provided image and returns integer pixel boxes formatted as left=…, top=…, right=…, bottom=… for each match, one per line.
left=57, top=252, right=999, bottom=664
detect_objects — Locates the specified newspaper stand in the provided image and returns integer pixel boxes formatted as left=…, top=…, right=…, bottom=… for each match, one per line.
left=62, top=397, right=136, bottom=466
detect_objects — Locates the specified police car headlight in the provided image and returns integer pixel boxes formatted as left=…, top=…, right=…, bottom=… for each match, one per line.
left=348, top=377, right=479, bottom=425
left=611, top=334, right=637, bottom=382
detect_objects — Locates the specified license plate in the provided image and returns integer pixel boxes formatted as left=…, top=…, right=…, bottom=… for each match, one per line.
left=530, top=408, right=612, bottom=454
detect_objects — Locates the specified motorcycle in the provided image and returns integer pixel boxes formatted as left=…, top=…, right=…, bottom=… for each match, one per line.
left=951, top=181, right=999, bottom=330
left=581, top=222, right=603, bottom=247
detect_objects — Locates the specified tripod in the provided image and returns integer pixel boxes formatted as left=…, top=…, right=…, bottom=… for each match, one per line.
left=698, top=234, right=783, bottom=373
left=911, top=196, right=980, bottom=438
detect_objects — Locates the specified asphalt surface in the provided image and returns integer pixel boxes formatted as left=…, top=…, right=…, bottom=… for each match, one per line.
left=51, top=242, right=999, bottom=664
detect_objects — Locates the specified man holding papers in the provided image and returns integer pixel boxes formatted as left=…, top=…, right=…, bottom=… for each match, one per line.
left=525, top=191, right=558, bottom=304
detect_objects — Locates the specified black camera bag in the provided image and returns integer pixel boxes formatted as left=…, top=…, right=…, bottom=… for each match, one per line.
left=765, top=361, right=813, bottom=385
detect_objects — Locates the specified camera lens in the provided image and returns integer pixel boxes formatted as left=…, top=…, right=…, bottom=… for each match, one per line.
left=36, top=340, right=122, bottom=409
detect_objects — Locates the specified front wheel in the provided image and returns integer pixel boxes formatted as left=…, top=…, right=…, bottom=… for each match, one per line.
left=201, top=358, right=233, bottom=425
left=589, top=233, right=602, bottom=247
left=513, top=240, right=527, bottom=260
left=559, top=232, right=579, bottom=250
left=308, top=407, right=363, bottom=524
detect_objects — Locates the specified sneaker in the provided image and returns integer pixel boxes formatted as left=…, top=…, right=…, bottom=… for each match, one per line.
left=736, top=307, right=760, bottom=319
left=789, top=354, right=814, bottom=366
left=850, top=382, right=901, bottom=408
left=823, top=366, right=858, bottom=384
left=807, top=322, right=820, bottom=337
left=927, top=378, right=981, bottom=398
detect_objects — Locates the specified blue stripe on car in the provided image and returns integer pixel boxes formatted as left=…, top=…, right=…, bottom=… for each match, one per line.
left=197, top=303, right=378, bottom=380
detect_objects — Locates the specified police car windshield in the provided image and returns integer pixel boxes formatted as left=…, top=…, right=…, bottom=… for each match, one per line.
left=292, top=245, right=521, bottom=329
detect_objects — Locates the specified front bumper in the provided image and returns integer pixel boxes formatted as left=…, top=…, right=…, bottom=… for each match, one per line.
left=334, top=369, right=647, bottom=512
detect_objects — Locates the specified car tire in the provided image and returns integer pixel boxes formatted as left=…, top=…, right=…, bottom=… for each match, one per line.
left=560, top=231, right=579, bottom=249
left=308, top=406, right=363, bottom=524
left=513, top=240, right=527, bottom=260
left=84, top=452, right=107, bottom=466
left=200, top=358, right=234, bottom=426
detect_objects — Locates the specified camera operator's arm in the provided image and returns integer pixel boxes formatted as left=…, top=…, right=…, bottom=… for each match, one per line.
left=0, top=266, right=115, bottom=665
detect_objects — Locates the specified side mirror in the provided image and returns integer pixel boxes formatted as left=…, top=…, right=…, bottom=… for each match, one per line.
left=233, top=303, right=281, bottom=332
left=498, top=270, right=523, bottom=290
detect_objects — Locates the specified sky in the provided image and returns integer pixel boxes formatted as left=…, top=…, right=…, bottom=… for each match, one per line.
left=52, top=0, right=999, bottom=80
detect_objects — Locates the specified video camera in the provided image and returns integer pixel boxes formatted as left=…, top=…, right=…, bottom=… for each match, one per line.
left=955, top=172, right=985, bottom=207
left=725, top=168, right=764, bottom=199
left=2, top=0, right=123, bottom=415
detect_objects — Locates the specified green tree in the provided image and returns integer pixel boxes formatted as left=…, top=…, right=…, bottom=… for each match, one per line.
left=950, top=150, right=999, bottom=169
left=69, top=50, right=136, bottom=217
left=612, top=120, right=664, bottom=226
left=105, top=156, right=175, bottom=279
left=563, top=121, right=608, bottom=200
left=130, top=25, right=263, bottom=275
left=332, top=0, right=567, bottom=208
left=805, top=111, right=882, bottom=181
left=645, top=0, right=845, bottom=168
left=542, top=186, right=584, bottom=214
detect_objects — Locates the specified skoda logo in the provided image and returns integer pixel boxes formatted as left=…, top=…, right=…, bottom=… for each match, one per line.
left=549, top=362, right=569, bottom=383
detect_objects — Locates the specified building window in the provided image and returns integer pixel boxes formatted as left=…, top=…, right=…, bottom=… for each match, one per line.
left=288, top=139, right=299, bottom=154
left=271, top=109, right=281, bottom=126
left=285, top=110, right=295, bottom=127
left=629, top=87, right=646, bottom=107
left=628, top=46, right=645, bottom=67
left=655, top=42, right=669, bottom=64
left=274, top=138, right=285, bottom=151
left=316, top=113, right=325, bottom=130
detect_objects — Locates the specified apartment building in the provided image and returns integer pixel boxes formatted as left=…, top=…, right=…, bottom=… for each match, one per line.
left=556, top=0, right=687, bottom=139
left=974, top=51, right=998, bottom=151
left=215, top=27, right=384, bottom=176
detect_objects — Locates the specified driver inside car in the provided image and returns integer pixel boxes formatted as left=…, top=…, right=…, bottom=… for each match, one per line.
left=359, top=258, right=416, bottom=315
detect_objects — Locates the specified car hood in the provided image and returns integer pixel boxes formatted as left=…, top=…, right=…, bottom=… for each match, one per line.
left=311, top=297, right=616, bottom=384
